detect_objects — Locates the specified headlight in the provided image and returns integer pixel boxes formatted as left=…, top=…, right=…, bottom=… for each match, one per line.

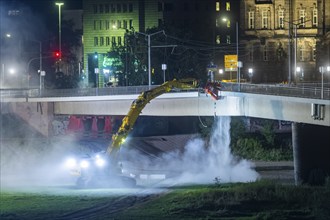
left=95, top=157, right=106, bottom=167
left=65, top=158, right=77, bottom=169
left=80, top=160, right=90, bottom=168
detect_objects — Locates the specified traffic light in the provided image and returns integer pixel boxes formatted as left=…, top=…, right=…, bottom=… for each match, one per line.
left=53, top=51, right=61, bottom=59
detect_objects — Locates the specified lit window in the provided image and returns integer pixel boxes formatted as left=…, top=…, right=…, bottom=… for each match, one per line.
left=111, top=20, right=116, bottom=29
left=299, top=10, right=306, bottom=28
left=226, top=2, right=230, bottom=11
left=216, top=1, right=220, bottom=11
left=227, top=19, right=231, bottom=28
left=312, top=47, right=316, bottom=61
left=278, top=9, right=284, bottom=29
left=248, top=11, right=255, bottom=29
left=94, top=37, right=98, bottom=46
left=216, top=35, right=221, bottom=44
left=312, top=8, right=317, bottom=27
left=262, top=10, right=268, bottom=29
left=226, top=35, right=231, bottom=44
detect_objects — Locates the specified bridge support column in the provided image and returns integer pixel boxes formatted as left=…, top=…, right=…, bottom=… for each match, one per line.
left=292, top=123, right=330, bottom=185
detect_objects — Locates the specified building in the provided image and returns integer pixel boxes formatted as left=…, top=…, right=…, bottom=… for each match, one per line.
left=82, top=0, right=239, bottom=87
left=82, top=0, right=330, bottom=86
left=239, top=0, right=330, bottom=83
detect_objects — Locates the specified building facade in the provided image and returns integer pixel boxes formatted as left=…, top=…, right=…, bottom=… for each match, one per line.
left=239, top=0, right=330, bottom=83
left=82, top=0, right=328, bottom=86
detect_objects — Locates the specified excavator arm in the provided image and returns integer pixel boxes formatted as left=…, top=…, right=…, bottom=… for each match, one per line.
left=107, top=78, right=198, bottom=158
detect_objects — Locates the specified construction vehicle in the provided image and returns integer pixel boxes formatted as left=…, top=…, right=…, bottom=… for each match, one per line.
left=65, top=78, right=199, bottom=188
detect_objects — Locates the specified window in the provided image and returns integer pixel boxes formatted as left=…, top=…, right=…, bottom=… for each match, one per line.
left=100, top=37, right=104, bottom=46
left=111, top=4, right=115, bottom=13
left=216, top=35, right=221, bottom=44
left=278, top=9, right=284, bottom=29
left=93, top=20, right=97, bottom=30
left=226, top=2, right=230, bottom=11
left=105, top=20, right=110, bottom=30
left=216, top=1, right=220, bottom=11
left=111, top=36, right=116, bottom=47
left=299, top=46, right=305, bottom=61
left=158, top=2, right=163, bottom=11
left=312, top=8, right=317, bottom=27
left=99, top=4, right=104, bottom=13
left=99, top=20, right=102, bottom=30
left=117, top=4, right=122, bottom=12
left=106, top=37, right=110, bottom=46
left=226, top=35, right=231, bottom=44
left=248, top=11, right=255, bottom=29
left=117, top=20, right=122, bottom=29
left=129, top=3, right=133, bottom=12
left=299, top=9, right=306, bottom=27
left=129, top=20, right=133, bottom=29
left=312, top=47, right=316, bottom=61
left=94, top=37, right=98, bottom=46
left=105, top=4, right=109, bottom=13
left=249, top=47, right=254, bottom=61
left=227, top=19, right=231, bottom=28
left=158, top=19, right=163, bottom=27
left=118, top=36, right=122, bottom=45
left=111, top=20, right=116, bottom=29
left=123, top=20, right=127, bottom=29
left=263, top=46, right=268, bottom=61
left=93, top=4, right=97, bottom=13
left=123, top=4, right=127, bottom=12
left=262, top=10, right=268, bottom=29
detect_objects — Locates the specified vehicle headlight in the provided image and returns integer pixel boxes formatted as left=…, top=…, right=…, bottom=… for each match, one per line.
left=65, top=157, right=77, bottom=169
left=95, top=157, right=106, bottom=167
left=80, top=160, right=90, bottom=168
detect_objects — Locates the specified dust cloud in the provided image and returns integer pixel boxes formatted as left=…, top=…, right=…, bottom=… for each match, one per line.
left=124, top=116, right=259, bottom=185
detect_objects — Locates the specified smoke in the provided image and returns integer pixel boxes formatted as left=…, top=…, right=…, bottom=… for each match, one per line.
left=124, top=116, right=259, bottom=185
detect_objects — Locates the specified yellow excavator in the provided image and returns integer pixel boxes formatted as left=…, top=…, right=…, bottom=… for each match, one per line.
left=67, top=78, right=199, bottom=187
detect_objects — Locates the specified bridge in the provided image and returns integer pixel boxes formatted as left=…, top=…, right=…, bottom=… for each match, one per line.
left=1, top=82, right=330, bottom=185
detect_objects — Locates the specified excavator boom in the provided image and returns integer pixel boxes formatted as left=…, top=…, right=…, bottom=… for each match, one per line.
left=107, top=78, right=197, bottom=157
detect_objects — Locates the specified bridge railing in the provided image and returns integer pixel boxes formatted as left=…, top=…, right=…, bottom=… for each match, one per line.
left=221, top=83, right=330, bottom=100
left=1, top=83, right=329, bottom=100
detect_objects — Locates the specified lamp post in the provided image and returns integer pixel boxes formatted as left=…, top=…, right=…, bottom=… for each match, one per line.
left=55, top=2, right=64, bottom=61
left=319, top=66, right=330, bottom=99
left=136, top=30, right=165, bottom=89
left=248, top=68, right=254, bottom=83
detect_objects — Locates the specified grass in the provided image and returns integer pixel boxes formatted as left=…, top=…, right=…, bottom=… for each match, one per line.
left=115, top=180, right=330, bottom=220
left=2, top=180, right=326, bottom=220
left=0, top=190, right=117, bottom=220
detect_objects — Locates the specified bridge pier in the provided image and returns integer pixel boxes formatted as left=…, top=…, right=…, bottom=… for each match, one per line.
left=292, top=123, right=330, bottom=185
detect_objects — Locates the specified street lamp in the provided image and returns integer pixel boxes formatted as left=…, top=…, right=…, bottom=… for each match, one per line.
left=248, top=68, right=254, bottom=83
left=319, top=66, right=330, bottom=99
left=136, top=30, right=165, bottom=89
left=55, top=2, right=64, bottom=61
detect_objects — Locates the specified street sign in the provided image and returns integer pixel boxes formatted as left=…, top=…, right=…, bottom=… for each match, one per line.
left=224, top=55, right=237, bottom=71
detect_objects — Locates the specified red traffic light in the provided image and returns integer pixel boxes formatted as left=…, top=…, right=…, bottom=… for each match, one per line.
left=53, top=51, right=61, bottom=58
